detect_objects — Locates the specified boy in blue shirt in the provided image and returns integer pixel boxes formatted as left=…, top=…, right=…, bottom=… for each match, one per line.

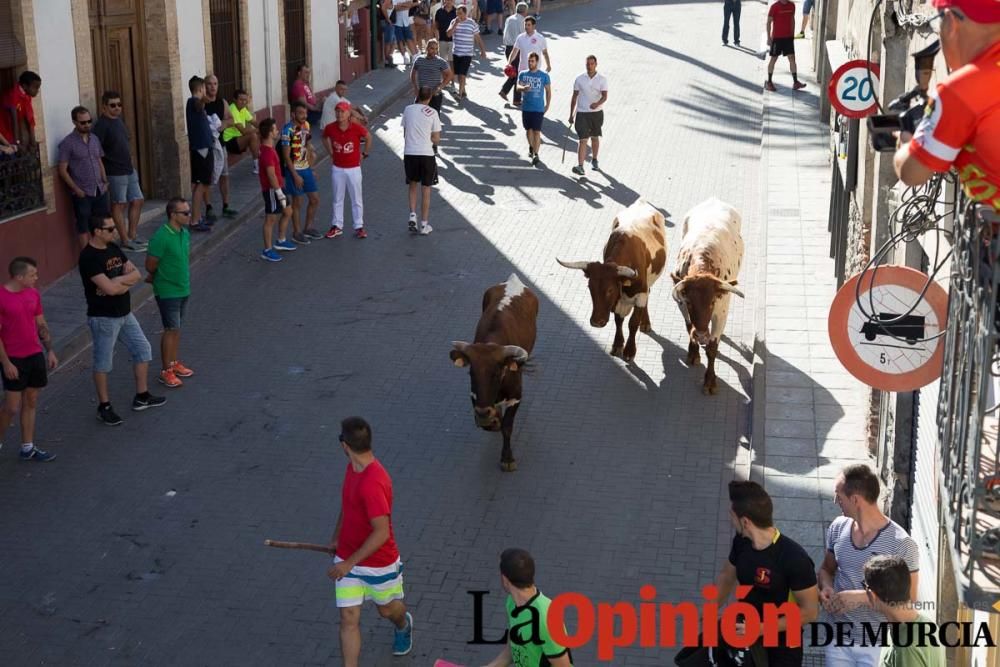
left=516, top=53, right=551, bottom=166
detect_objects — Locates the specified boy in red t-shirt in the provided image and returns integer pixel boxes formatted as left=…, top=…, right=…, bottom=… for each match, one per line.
left=322, top=102, right=373, bottom=239
left=257, top=118, right=293, bottom=263
left=765, top=0, right=806, bottom=91
left=327, top=417, right=412, bottom=664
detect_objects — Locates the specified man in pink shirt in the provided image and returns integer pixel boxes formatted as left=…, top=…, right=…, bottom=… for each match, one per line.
left=0, top=257, right=58, bottom=461
left=290, top=64, right=324, bottom=130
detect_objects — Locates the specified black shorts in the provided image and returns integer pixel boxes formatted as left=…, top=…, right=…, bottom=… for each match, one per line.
left=453, top=55, right=473, bottom=76
left=770, top=37, right=795, bottom=57
left=71, top=191, right=110, bottom=234
left=404, top=154, right=439, bottom=186
left=574, top=110, right=603, bottom=138
left=1, top=353, right=48, bottom=392
left=224, top=136, right=245, bottom=154
left=190, top=148, right=215, bottom=185
left=262, top=189, right=286, bottom=215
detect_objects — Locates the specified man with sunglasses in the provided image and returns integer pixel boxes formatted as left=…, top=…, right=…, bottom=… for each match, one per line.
left=894, top=0, right=1000, bottom=213
left=861, top=556, right=944, bottom=667
left=94, top=91, right=146, bottom=251
left=58, top=106, right=110, bottom=249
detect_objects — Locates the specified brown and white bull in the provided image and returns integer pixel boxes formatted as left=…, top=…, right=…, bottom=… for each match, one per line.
left=671, top=197, right=745, bottom=395
left=450, top=274, right=539, bottom=472
left=557, top=200, right=667, bottom=362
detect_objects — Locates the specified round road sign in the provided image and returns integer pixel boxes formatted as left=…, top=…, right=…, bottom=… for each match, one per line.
left=828, top=60, right=881, bottom=119
left=828, top=266, right=948, bottom=392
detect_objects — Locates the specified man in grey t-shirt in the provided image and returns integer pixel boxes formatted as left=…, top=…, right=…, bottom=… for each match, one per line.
left=409, top=39, right=453, bottom=113
left=819, top=464, right=920, bottom=667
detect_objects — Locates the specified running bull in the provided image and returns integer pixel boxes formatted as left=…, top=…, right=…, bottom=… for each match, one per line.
left=557, top=199, right=667, bottom=362
left=671, top=197, right=745, bottom=395
left=450, top=274, right=538, bottom=472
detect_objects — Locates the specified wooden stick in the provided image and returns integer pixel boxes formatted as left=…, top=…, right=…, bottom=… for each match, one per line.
left=263, top=539, right=333, bottom=554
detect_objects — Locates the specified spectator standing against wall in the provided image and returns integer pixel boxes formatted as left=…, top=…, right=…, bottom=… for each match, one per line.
left=185, top=76, right=214, bottom=232
left=93, top=91, right=146, bottom=251
left=290, top=64, right=324, bottom=129
left=499, top=3, right=528, bottom=106
left=58, top=106, right=110, bottom=249
left=0, top=71, right=41, bottom=149
left=222, top=89, right=261, bottom=175
left=0, top=257, right=58, bottom=462
left=204, top=75, right=238, bottom=221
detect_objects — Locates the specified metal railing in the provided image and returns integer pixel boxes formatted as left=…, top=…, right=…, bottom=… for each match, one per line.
left=0, top=143, right=44, bottom=222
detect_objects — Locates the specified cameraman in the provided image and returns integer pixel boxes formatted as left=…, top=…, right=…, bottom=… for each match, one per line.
left=893, top=0, right=1000, bottom=212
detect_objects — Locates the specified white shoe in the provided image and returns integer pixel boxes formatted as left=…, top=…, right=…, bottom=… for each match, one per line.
left=252, top=160, right=259, bottom=175
left=419, top=222, right=433, bottom=235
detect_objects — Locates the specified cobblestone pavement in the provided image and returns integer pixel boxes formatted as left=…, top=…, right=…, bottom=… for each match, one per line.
left=0, top=1, right=768, bottom=664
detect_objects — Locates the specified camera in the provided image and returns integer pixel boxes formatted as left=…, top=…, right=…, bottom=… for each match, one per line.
left=867, top=40, right=940, bottom=153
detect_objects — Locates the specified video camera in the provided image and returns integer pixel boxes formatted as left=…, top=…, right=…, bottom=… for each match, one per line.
left=867, top=41, right=940, bottom=153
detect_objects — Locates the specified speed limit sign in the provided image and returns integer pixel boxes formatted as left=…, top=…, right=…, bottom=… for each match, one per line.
left=828, top=60, right=881, bottom=118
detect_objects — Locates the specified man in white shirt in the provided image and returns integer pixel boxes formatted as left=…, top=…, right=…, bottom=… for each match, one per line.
left=568, top=55, right=608, bottom=174
left=393, top=0, right=420, bottom=65
left=507, top=16, right=550, bottom=75
left=320, top=80, right=368, bottom=131
left=401, top=87, right=442, bottom=235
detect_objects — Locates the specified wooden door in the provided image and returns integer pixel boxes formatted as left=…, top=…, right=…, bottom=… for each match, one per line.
left=89, top=0, right=152, bottom=194
left=284, top=0, right=306, bottom=98
left=209, top=0, right=243, bottom=102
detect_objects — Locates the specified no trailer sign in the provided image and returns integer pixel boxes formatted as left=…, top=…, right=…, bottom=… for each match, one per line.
left=828, top=266, right=948, bottom=392
left=828, top=60, right=881, bottom=119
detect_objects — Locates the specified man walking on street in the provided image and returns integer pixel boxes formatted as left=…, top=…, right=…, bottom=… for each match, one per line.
left=94, top=91, right=146, bottom=251
left=819, top=465, right=920, bottom=667
left=204, top=74, right=238, bottom=221
left=186, top=76, right=215, bottom=231
left=499, top=2, right=529, bottom=106
left=145, top=198, right=194, bottom=389
left=508, top=15, right=551, bottom=81
left=862, top=556, right=945, bottom=666
left=80, top=215, right=166, bottom=425
left=765, top=0, right=806, bottom=91
left=517, top=53, right=550, bottom=166
left=482, top=549, right=573, bottom=667
left=410, top=39, right=453, bottom=113
left=723, top=0, right=742, bottom=45
left=327, top=417, right=413, bottom=665
left=280, top=102, right=322, bottom=246
left=258, top=119, right=293, bottom=262
left=58, top=106, right=110, bottom=249
left=434, top=0, right=458, bottom=73
left=569, top=55, right=608, bottom=175
left=0, top=257, right=58, bottom=462
left=797, top=0, right=814, bottom=38
left=323, top=102, right=373, bottom=239
left=448, top=4, right=488, bottom=100
left=402, top=87, right=441, bottom=235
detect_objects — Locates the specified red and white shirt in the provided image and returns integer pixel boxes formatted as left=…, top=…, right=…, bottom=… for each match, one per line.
left=324, top=122, right=370, bottom=169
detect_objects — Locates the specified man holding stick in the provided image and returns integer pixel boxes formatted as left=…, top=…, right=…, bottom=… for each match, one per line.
left=327, top=417, right=413, bottom=664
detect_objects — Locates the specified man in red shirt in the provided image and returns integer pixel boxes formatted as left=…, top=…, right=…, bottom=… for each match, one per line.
left=894, top=0, right=1000, bottom=212
left=0, top=71, right=41, bottom=147
left=765, top=0, right=806, bottom=91
left=257, top=119, right=293, bottom=262
left=0, top=257, right=58, bottom=462
left=322, top=102, right=373, bottom=239
left=327, top=417, right=413, bottom=665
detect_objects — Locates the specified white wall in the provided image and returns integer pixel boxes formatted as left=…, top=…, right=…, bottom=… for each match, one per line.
left=34, top=0, right=80, bottom=165
left=310, top=0, right=341, bottom=93
left=246, top=0, right=283, bottom=116
left=176, top=0, right=207, bottom=109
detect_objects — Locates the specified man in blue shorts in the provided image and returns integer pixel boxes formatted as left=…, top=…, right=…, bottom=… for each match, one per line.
left=280, top=102, right=322, bottom=245
left=516, top=52, right=550, bottom=166
left=797, top=0, right=814, bottom=37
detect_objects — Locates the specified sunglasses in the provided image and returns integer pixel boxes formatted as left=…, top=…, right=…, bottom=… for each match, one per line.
left=98, top=226, right=115, bottom=232
left=107, top=102, right=122, bottom=108
left=175, top=210, right=192, bottom=216
left=77, top=120, right=93, bottom=125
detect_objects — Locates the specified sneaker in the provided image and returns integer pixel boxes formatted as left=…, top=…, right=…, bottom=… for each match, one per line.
left=158, top=368, right=183, bottom=388
left=795, top=31, right=805, bottom=39
left=591, top=159, right=600, bottom=171
left=355, top=227, right=368, bottom=239
left=722, top=40, right=728, bottom=46
left=19, top=446, right=56, bottom=462
left=132, top=392, right=167, bottom=411
left=408, top=217, right=419, bottom=234
left=97, top=404, right=123, bottom=426
left=792, top=80, right=807, bottom=90
left=252, top=160, right=259, bottom=175
left=261, top=248, right=283, bottom=262
left=205, top=208, right=218, bottom=223
left=764, top=80, right=777, bottom=92
left=171, top=361, right=195, bottom=377
left=191, top=220, right=212, bottom=233
left=304, top=227, right=324, bottom=240
left=131, top=237, right=148, bottom=249
left=223, top=206, right=239, bottom=218
left=292, top=232, right=311, bottom=245
left=419, top=222, right=433, bottom=235
left=121, top=240, right=137, bottom=251
left=572, top=165, right=585, bottom=176
left=734, top=40, right=741, bottom=45
left=499, top=91, right=509, bottom=102
left=392, top=612, right=414, bottom=656
left=325, top=226, right=343, bottom=239
left=532, top=155, right=540, bottom=167
left=273, top=239, right=297, bottom=251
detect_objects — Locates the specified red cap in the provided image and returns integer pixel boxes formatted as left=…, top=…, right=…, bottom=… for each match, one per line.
left=932, top=0, right=1000, bottom=23
left=335, top=101, right=351, bottom=111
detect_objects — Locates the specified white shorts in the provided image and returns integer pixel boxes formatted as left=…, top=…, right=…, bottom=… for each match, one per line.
left=333, top=556, right=405, bottom=608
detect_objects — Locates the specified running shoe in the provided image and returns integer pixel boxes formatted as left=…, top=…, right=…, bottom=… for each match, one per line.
left=419, top=222, right=433, bottom=235
left=131, top=237, right=149, bottom=249
left=191, top=220, right=212, bottom=233
left=273, top=239, right=297, bottom=251
left=132, top=392, right=167, bottom=411
left=223, top=205, right=239, bottom=218
left=355, top=228, right=368, bottom=239
left=591, top=159, right=600, bottom=171
left=408, top=217, right=419, bottom=234
left=292, top=232, right=311, bottom=245
left=171, top=361, right=195, bottom=377
left=572, top=165, right=585, bottom=176
left=532, top=155, right=540, bottom=167
left=325, top=226, right=343, bottom=239
left=261, top=248, right=282, bottom=262
left=158, top=368, right=183, bottom=388
left=793, top=80, right=807, bottom=90
left=764, top=80, right=777, bottom=92
left=304, top=228, right=324, bottom=240
left=97, top=404, right=123, bottom=426
left=393, top=613, right=414, bottom=656
left=205, top=208, right=218, bottom=223
left=19, top=446, right=56, bottom=462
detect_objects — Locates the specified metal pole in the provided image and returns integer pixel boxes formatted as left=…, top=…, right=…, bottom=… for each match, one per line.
left=263, top=0, right=273, bottom=118
left=371, top=0, right=379, bottom=69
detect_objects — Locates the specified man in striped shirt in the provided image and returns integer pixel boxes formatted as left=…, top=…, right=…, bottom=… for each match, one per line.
left=409, top=39, right=453, bottom=113
left=447, top=4, right=487, bottom=99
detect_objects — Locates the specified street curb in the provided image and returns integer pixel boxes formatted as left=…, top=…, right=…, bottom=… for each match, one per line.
left=53, top=76, right=414, bottom=374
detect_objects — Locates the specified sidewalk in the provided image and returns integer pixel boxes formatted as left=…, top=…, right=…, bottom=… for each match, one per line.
left=750, top=31, right=874, bottom=650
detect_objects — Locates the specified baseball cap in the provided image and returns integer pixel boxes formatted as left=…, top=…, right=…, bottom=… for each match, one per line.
left=335, top=101, right=351, bottom=111
left=932, top=0, right=1000, bottom=23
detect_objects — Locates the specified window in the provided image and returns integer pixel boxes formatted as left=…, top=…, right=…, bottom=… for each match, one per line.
left=209, top=0, right=243, bottom=101
left=284, top=0, right=307, bottom=98
left=0, top=0, right=27, bottom=93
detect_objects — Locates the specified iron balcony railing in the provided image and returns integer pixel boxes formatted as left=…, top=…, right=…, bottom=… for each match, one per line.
left=0, top=143, right=44, bottom=222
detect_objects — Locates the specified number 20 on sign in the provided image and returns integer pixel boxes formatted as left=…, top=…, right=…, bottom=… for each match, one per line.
left=828, top=60, right=881, bottom=119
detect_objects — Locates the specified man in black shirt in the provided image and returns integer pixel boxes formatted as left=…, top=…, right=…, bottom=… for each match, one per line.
left=79, top=215, right=165, bottom=425
left=93, top=91, right=146, bottom=252
left=710, top=481, right=820, bottom=666
left=204, top=75, right=238, bottom=220
left=435, top=0, right=458, bottom=77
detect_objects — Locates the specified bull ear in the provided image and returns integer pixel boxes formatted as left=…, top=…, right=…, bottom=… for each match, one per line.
left=622, top=280, right=633, bottom=287
left=506, top=360, right=520, bottom=372
left=449, top=350, right=467, bottom=367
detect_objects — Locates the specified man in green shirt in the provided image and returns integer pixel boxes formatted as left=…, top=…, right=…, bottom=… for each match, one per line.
left=145, top=197, right=194, bottom=389
left=484, top=549, right=573, bottom=667
left=863, top=555, right=944, bottom=667
left=222, top=89, right=260, bottom=175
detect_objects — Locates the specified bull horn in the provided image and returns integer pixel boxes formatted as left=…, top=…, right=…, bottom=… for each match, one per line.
left=556, top=258, right=590, bottom=270
left=719, top=283, right=745, bottom=298
left=501, top=345, right=529, bottom=362
left=452, top=341, right=471, bottom=353
left=617, top=266, right=638, bottom=279
left=672, top=279, right=687, bottom=301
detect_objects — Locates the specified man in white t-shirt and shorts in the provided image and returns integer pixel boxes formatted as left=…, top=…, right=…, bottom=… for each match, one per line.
left=569, top=55, right=608, bottom=175
left=401, top=87, right=442, bottom=236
